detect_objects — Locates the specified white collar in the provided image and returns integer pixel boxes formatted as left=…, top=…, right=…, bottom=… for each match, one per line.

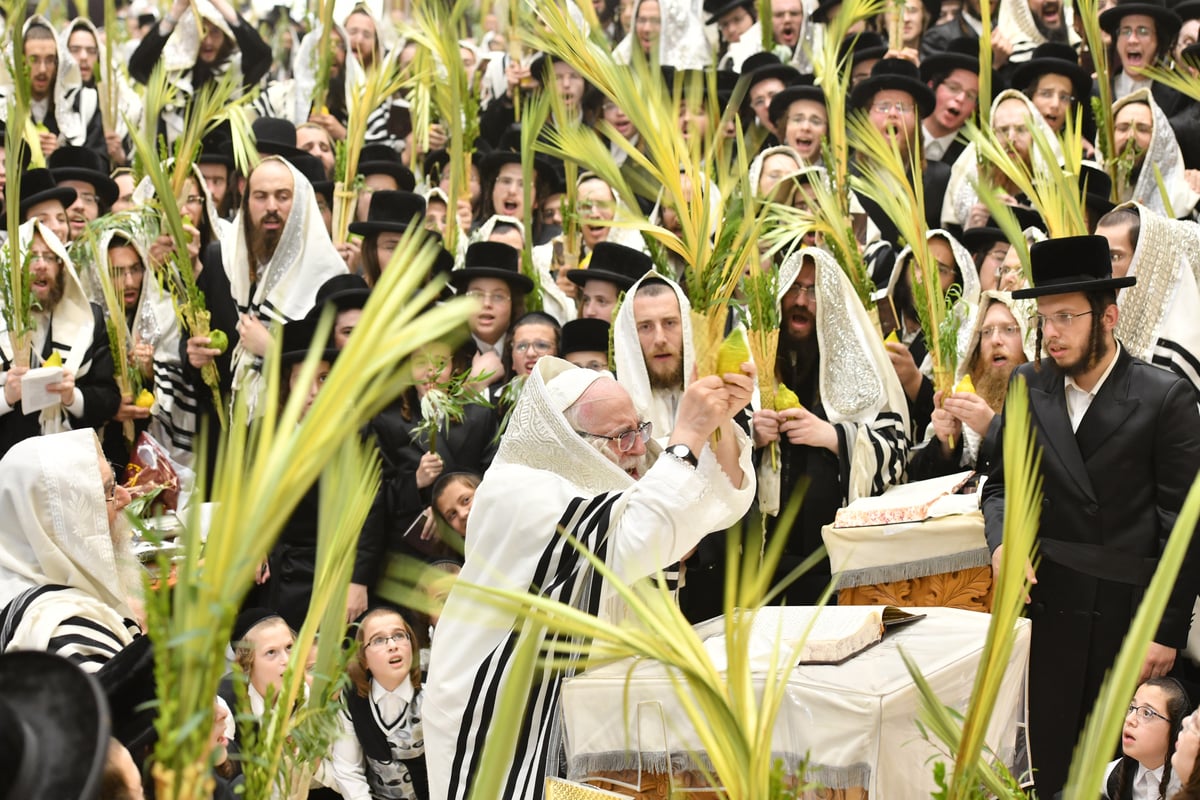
left=371, top=677, right=415, bottom=705
left=473, top=331, right=507, bottom=357
left=1135, top=762, right=1164, bottom=791
left=1064, top=343, right=1121, bottom=398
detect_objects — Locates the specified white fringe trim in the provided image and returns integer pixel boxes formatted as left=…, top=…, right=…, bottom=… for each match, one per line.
left=569, top=752, right=872, bottom=790
left=833, top=547, right=991, bottom=589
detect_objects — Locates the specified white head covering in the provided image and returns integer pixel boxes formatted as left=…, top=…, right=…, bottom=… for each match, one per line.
left=495, top=356, right=638, bottom=495
left=888, top=228, right=983, bottom=339
left=0, top=220, right=98, bottom=435
left=1113, top=89, right=1200, bottom=219
left=160, top=0, right=237, bottom=74
left=225, top=156, right=348, bottom=400
left=59, top=17, right=144, bottom=139
left=748, top=146, right=805, bottom=199
left=996, top=0, right=1079, bottom=58
left=613, top=0, right=713, bottom=69
left=291, top=22, right=366, bottom=124
left=612, top=272, right=694, bottom=438
left=0, top=429, right=135, bottom=617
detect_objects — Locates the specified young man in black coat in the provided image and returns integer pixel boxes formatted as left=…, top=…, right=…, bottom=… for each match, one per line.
left=982, top=235, right=1200, bottom=797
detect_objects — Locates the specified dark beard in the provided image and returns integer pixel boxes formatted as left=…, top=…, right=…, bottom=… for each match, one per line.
left=648, top=357, right=684, bottom=390
left=1063, top=326, right=1110, bottom=377
left=249, top=221, right=283, bottom=266
left=778, top=334, right=819, bottom=401
left=973, top=362, right=1017, bottom=414
left=1033, top=15, right=1069, bottom=43
left=35, top=275, right=65, bottom=313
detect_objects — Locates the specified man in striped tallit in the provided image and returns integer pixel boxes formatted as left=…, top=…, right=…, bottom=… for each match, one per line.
left=0, top=429, right=143, bottom=672
left=425, top=356, right=756, bottom=800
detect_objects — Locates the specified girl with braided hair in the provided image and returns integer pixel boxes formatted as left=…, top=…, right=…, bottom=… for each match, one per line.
left=1104, top=677, right=1191, bottom=799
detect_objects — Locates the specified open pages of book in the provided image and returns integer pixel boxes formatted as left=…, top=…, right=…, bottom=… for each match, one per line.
left=833, top=470, right=977, bottom=528
left=698, top=606, right=924, bottom=670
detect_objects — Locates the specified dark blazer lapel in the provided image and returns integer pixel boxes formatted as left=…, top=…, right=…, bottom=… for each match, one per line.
left=1075, top=349, right=1139, bottom=462
left=1025, top=361, right=1099, bottom=503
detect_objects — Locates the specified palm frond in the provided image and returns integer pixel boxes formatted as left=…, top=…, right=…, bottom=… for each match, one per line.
left=977, top=0, right=994, bottom=128
left=967, top=191, right=1033, bottom=285
left=147, top=226, right=474, bottom=800
left=1075, top=0, right=1116, bottom=196
left=1062, top=475, right=1200, bottom=797
left=308, top=0, right=338, bottom=114
left=520, top=91, right=549, bottom=311
left=171, top=70, right=258, bottom=200
left=1134, top=63, right=1200, bottom=102
left=2, top=0, right=35, bottom=367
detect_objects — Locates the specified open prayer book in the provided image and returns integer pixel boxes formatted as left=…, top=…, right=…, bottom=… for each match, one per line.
left=833, top=471, right=978, bottom=528
left=698, top=606, right=925, bottom=669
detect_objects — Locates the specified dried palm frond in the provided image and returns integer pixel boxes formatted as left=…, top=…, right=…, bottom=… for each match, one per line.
left=848, top=113, right=957, bottom=392
left=146, top=226, right=474, bottom=800
left=99, top=0, right=120, bottom=133
left=1062, top=476, right=1200, bottom=798
left=1076, top=0, right=1116, bottom=196
left=171, top=69, right=258, bottom=199
left=977, top=0, right=994, bottom=128
left=520, top=92, right=548, bottom=311
left=785, top=170, right=876, bottom=308
left=742, top=262, right=780, bottom=468
left=332, top=50, right=421, bottom=245
left=903, top=376, right=1041, bottom=797
left=759, top=0, right=774, bottom=51
left=968, top=191, right=1034, bottom=285
left=402, top=0, right=481, bottom=256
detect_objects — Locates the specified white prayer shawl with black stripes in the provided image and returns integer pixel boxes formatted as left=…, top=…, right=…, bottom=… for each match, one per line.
left=424, top=357, right=755, bottom=800
left=223, top=156, right=347, bottom=410
left=0, top=584, right=139, bottom=673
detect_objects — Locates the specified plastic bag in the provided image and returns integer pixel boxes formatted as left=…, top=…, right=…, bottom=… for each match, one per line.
left=123, top=431, right=182, bottom=511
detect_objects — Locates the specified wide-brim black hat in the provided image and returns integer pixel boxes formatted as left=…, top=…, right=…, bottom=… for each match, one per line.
left=48, top=146, right=119, bottom=207
left=358, top=143, right=417, bottom=191
left=0, top=651, right=109, bottom=799
left=767, top=81, right=827, bottom=127
left=13, top=168, right=77, bottom=222
left=479, top=149, right=557, bottom=191
left=348, top=190, right=427, bottom=236
left=567, top=241, right=653, bottom=289
left=561, top=318, right=611, bottom=356
left=252, top=116, right=308, bottom=163
left=1012, top=235, right=1137, bottom=298
left=919, top=36, right=998, bottom=89
left=1080, top=163, right=1115, bottom=215
left=838, top=31, right=889, bottom=67
left=1175, top=0, right=1200, bottom=19
left=1099, top=0, right=1182, bottom=40
left=811, top=0, right=844, bottom=23
left=1009, top=42, right=1092, bottom=102
left=231, top=607, right=286, bottom=649
left=960, top=205, right=1044, bottom=250
left=280, top=317, right=341, bottom=367
left=850, top=58, right=937, bottom=117
left=311, top=272, right=372, bottom=315
left=1184, top=40, right=1200, bottom=62
left=704, top=0, right=753, bottom=24
left=450, top=240, right=534, bottom=294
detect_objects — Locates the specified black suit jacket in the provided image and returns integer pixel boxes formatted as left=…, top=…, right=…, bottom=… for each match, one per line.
left=981, top=347, right=1200, bottom=794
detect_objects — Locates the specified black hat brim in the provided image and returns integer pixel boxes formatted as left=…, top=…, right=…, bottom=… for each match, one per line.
left=1009, top=57, right=1092, bottom=103
left=704, top=0, right=751, bottom=23
left=566, top=268, right=637, bottom=290
left=1011, top=275, right=1136, bottom=299
left=960, top=226, right=1006, bottom=251
left=347, top=219, right=420, bottom=236
left=7, top=185, right=78, bottom=227
left=920, top=52, right=981, bottom=81
left=450, top=266, right=535, bottom=294
left=1098, top=3, right=1181, bottom=38
left=850, top=76, right=937, bottom=118
left=357, top=161, right=417, bottom=191
left=50, top=168, right=119, bottom=207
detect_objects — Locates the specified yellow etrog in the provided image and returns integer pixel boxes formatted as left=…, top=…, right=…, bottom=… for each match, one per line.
left=716, top=327, right=751, bottom=376
left=774, top=383, right=803, bottom=411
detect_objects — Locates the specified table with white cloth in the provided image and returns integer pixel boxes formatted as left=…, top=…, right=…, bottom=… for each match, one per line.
left=560, top=606, right=1030, bottom=799
left=822, top=511, right=993, bottom=611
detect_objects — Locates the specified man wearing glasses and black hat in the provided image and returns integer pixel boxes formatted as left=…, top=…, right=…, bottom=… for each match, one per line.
left=982, top=235, right=1200, bottom=796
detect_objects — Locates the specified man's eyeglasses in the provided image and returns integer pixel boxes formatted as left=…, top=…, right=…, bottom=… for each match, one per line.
left=941, top=80, right=979, bottom=103
left=29, top=252, right=63, bottom=267
left=871, top=101, right=915, bottom=116
left=1117, top=25, right=1154, bottom=39
left=112, top=266, right=146, bottom=278
left=980, top=325, right=1021, bottom=338
left=1127, top=704, right=1169, bottom=723
left=366, top=631, right=410, bottom=650
left=784, top=282, right=817, bottom=300
left=787, top=114, right=827, bottom=128
left=1029, top=310, right=1093, bottom=329
left=513, top=339, right=555, bottom=354
left=575, top=420, right=652, bottom=452
left=1034, top=88, right=1074, bottom=104
left=68, top=45, right=99, bottom=58
left=464, top=289, right=512, bottom=305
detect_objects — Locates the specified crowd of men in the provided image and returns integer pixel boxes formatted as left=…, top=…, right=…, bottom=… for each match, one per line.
left=1, top=0, right=1200, bottom=797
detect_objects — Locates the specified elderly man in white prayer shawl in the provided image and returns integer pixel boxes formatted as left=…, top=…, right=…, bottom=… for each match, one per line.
left=0, top=429, right=143, bottom=673
left=424, top=356, right=756, bottom=800
left=218, top=155, right=347, bottom=413
left=1101, top=202, right=1200, bottom=398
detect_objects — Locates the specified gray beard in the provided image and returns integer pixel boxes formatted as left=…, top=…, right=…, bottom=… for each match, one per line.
left=110, top=514, right=145, bottom=609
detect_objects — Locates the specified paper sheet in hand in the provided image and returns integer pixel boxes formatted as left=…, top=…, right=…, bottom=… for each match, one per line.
left=20, top=366, right=63, bottom=414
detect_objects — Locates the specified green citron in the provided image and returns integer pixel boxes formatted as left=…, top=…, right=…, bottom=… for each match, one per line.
left=208, top=329, right=229, bottom=354
left=774, top=383, right=802, bottom=411
left=716, top=327, right=751, bottom=376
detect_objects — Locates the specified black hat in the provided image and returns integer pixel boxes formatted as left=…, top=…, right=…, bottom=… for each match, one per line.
left=838, top=31, right=889, bottom=68
left=13, top=168, right=76, bottom=222
left=0, top=651, right=109, bottom=799
left=95, top=635, right=158, bottom=755
left=850, top=58, right=937, bottom=117
left=348, top=190, right=427, bottom=236
left=481, top=125, right=558, bottom=187
left=311, top=272, right=372, bottom=315
left=812, top=0, right=845, bottom=23
left=1175, top=0, right=1200, bottom=20
left=290, top=151, right=329, bottom=188
left=1184, top=40, right=1200, bottom=61
left=231, top=607, right=286, bottom=649
left=561, top=318, right=611, bottom=357
left=704, top=0, right=754, bottom=24
left=279, top=315, right=341, bottom=367
left=424, top=149, right=452, bottom=185
left=1100, top=0, right=1182, bottom=41
left=1010, top=42, right=1092, bottom=103
left=1012, top=235, right=1137, bottom=298
left=48, top=146, right=119, bottom=207
left=358, top=143, right=417, bottom=191
left=960, top=205, right=1045, bottom=251
left=252, top=116, right=308, bottom=162
left=920, top=36, right=984, bottom=80
left=450, top=241, right=534, bottom=294
left=1080, top=163, right=1115, bottom=215
left=567, top=242, right=653, bottom=289
left=199, top=130, right=235, bottom=169
left=768, top=79, right=827, bottom=128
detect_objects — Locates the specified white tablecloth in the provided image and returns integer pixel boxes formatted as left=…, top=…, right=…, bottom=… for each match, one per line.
left=560, top=606, right=1030, bottom=798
